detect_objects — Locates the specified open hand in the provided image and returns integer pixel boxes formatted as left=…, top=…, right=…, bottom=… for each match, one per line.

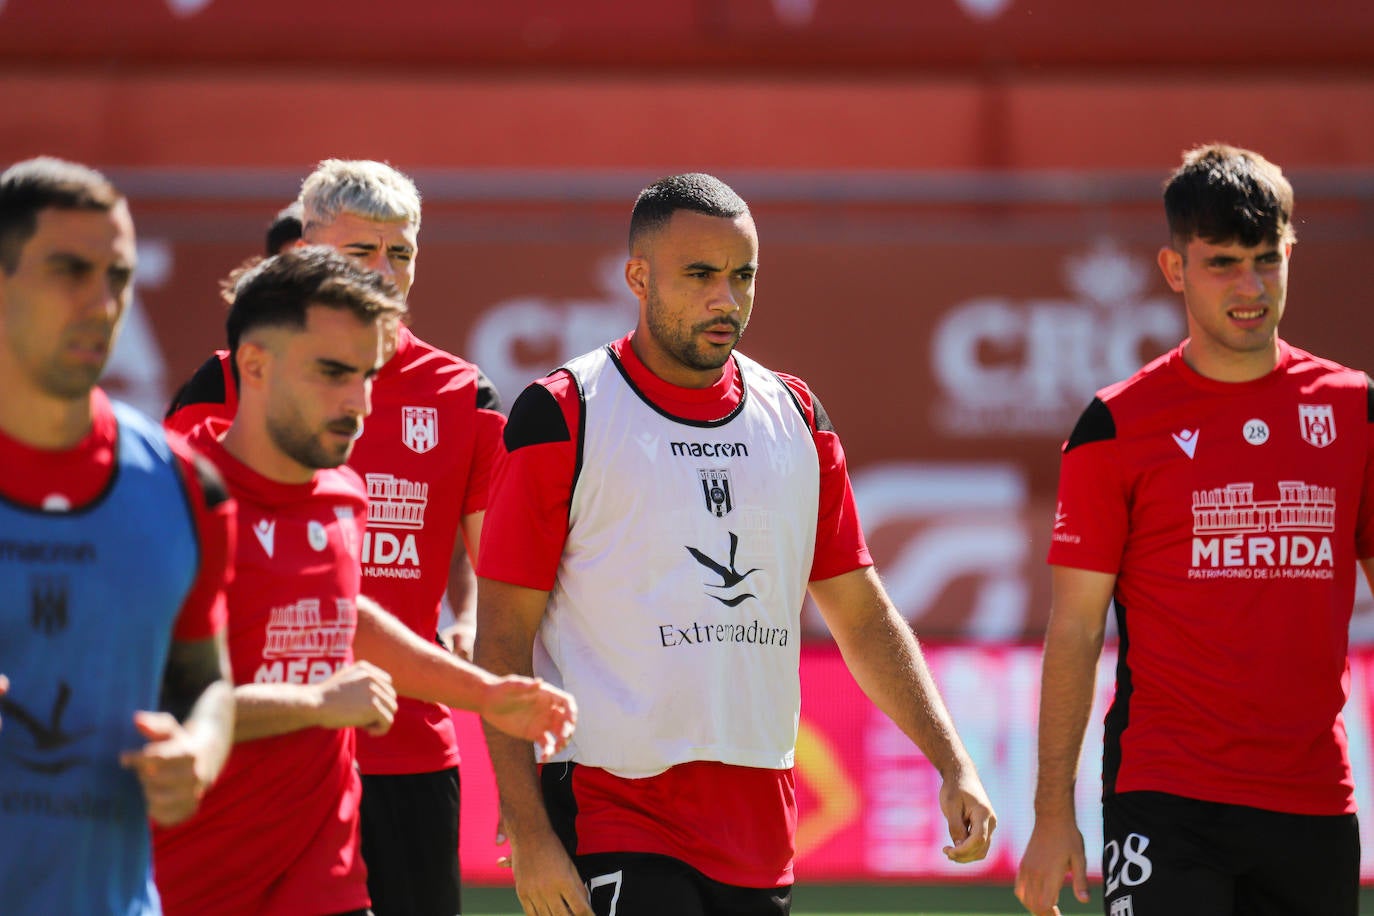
left=481, top=676, right=577, bottom=761
left=119, top=711, right=212, bottom=826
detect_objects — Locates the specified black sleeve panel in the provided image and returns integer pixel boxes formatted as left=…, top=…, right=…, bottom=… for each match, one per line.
left=190, top=451, right=231, bottom=511
left=1366, top=375, right=1373, bottom=422
left=810, top=393, right=835, bottom=434
left=1064, top=397, right=1117, bottom=453
left=475, top=368, right=504, bottom=414
left=503, top=383, right=571, bottom=452
left=165, top=355, right=229, bottom=419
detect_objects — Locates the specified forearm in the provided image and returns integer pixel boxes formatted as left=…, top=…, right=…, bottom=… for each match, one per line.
left=354, top=595, right=497, bottom=711
left=473, top=576, right=561, bottom=843
left=232, top=682, right=327, bottom=742
left=162, top=635, right=236, bottom=769
left=445, top=554, right=477, bottom=659
left=837, top=600, right=971, bottom=779
left=1033, top=618, right=1105, bottom=818
left=485, top=723, right=559, bottom=844
left=179, top=678, right=235, bottom=781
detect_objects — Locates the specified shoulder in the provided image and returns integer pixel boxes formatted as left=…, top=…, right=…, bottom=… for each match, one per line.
left=767, top=368, right=834, bottom=434
left=1283, top=343, right=1372, bottom=399
left=1097, top=347, right=1178, bottom=407
left=160, top=427, right=233, bottom=514
left=1064, top=350, right=1181, bottom=453
left=386, top=331, right=503, bottom=412
left=165, top=350, right=234, bottom=419
left=504, top=371, right=579, bottom=452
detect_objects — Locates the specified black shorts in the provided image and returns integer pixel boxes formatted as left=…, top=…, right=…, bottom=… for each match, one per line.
left=359, top=768, right=461, bottom=916
left=543, top=763, right=790, bottom=916
left=1101, top=791, right=1359, bottom=916
left=575, top=852, right=791, bottom=916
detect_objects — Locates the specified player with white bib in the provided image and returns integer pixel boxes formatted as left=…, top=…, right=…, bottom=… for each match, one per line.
left=476, top=173, right=996, bottom=916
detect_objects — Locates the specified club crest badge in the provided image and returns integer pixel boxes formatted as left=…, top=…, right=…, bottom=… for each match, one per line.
left=1298, top=403, right=1336, bottom=448
left=699, top=469, right=734, bottom=517
left=402, top=406, right=438, bottom=454
left=30, top=574, right=69, bottom=635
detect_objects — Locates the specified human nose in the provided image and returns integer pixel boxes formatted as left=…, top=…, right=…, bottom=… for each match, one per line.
left=87, top=279, right=126, bottom=325
left=354, top=249, right=395, bottom=285
left=707, top=276, right=741, bottom=314
left=342, top=377, right=373, bottom=421
left=1235, top=263, right=1265, bottom=297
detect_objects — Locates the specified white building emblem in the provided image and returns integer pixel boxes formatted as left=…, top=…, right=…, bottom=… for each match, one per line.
left=1299, top=404, right=1336, bottom=448
left=366, top=474, right=429, bottom=530
left=1109, top=896, right=1134, bottom=916
left=403, top=406, right=438, bottom=454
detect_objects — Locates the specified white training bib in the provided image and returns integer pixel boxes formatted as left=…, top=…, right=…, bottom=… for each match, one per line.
left=537, top=347, right=820, bottom=777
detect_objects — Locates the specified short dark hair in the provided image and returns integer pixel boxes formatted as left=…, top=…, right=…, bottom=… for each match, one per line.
left=1163, top=143, right=1295, bottom=249
left=0, top=157, right=122, bottom=274
left=628, top=173, right=750, bottom=253
left=265, top=201, right=304, bottom=256
left=226, top=245, right=408, bottom=356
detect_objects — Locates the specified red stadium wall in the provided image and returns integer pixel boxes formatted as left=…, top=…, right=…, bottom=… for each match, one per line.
left=2, top=0, right=1374, bottom=71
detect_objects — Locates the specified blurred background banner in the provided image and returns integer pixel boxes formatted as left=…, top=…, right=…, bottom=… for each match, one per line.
left=453, top=644, right=1374, bottom=884
left=81, top=193, right=1374, bottom=641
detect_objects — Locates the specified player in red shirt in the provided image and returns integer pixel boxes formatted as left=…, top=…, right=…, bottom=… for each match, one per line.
left=1015, top=145, right=1374, bottom=916
left=152, top=246, right=576, bottom=916
left=0, top=156, right=235, bottom=914
left=165, top=160, right=504, bottom=916
left=476, top=173, right=996, bottom=916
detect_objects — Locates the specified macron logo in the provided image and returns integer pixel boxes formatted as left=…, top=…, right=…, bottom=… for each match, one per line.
left=1172, top=429, right=1199, bottom=459
left=252, top=519, right=276, bottom=558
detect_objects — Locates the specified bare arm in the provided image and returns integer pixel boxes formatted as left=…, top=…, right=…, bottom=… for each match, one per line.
left=809, top=565, right=995, bottom=863
left=355, top=593, right=573, bottom=753
left=442, top=511, right=484, bottom=660
left=119, top=633, right=235, bottom=826
left=1015, top=565, right=1116, bottom=916
left=474, top=577, right=592, bottom=916
left=232, top=660, right=398, bottom=742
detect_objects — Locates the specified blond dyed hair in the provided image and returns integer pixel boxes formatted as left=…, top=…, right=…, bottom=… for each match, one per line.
left=298, top=159, right=422, bottom=233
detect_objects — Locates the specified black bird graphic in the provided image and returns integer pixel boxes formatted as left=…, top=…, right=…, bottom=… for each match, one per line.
left=686, top=532, right=760, bottom=606
left=0, top=682, right=95, bottom=774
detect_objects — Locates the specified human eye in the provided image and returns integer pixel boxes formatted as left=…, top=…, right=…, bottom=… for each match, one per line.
left=51, top=257, right=92, bottom=281
left=319, top=363, right=350, bottom=381
left=108, top=266, right=134, bottom=294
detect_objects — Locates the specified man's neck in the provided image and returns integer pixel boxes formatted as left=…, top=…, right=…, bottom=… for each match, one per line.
left=0, top=371, right=94, bottom=450
left=220, top=415, right=315, bottom=485
left=1181, top=338, right=1282, bottom=383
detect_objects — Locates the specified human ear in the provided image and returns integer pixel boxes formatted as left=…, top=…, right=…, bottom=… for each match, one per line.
left=1157, top=246, right=1185, bottom=293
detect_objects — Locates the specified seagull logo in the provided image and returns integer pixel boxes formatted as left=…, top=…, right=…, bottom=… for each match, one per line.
left=685, top=532, right=760, bottom=607
left=0, top=682, right=95, bottom=774
left=1171, top=429, right=1199, bottom=459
